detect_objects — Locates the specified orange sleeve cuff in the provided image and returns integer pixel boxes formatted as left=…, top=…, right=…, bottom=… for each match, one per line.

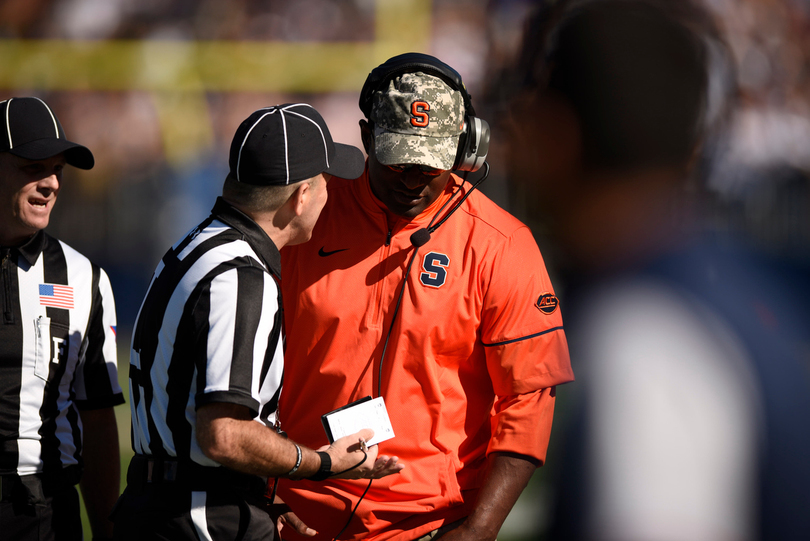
left=487, top=387, right=558, bottom=465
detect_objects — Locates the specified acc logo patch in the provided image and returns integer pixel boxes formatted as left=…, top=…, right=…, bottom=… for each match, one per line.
left=535, top=293, right=559, bottom=314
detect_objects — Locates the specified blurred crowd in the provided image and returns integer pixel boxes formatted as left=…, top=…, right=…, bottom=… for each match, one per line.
left=1, top=0, right=806, bottom=330
left=700, top=0, right=810, bottom=264
left=0, top=0, right=374, bottom=41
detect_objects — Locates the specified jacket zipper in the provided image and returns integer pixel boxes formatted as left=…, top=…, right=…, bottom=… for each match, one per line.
left=370, top=228, right=394, bottom=329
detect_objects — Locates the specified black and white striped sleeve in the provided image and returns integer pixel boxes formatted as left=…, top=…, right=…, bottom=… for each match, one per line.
left=193, top=264, right=281, bottom=417
left=71, top=255, right=124, bottom=410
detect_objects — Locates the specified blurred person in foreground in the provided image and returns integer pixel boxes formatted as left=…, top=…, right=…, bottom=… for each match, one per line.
left=0, top=97, right=123, bottom=540
left=507, top=1, right=810, bottom=539
left=274, top=52, right=574, bottom=541
left=112, top=104, right=403, bottom=541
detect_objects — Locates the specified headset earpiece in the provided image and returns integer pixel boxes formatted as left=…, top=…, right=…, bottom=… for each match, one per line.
left=360, top=52, right=490, bottom=172
left=454, top=116, right=490, bottom=172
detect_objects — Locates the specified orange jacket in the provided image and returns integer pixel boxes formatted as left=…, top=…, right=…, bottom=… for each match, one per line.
left=277, top=167, right=573, bottom=541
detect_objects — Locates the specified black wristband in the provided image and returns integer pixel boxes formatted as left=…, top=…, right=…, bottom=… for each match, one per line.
left=308, top=451, right=332, bottom=481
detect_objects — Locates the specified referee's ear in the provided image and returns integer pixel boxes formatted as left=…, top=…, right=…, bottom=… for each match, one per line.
left=287, top=181, right=310, bottom=218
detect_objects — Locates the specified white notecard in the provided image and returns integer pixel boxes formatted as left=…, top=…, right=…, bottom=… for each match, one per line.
left=322, top=396, right=395, bottom=446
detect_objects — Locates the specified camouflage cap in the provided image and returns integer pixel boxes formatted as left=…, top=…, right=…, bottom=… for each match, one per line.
left=371, top=72, right=465, bottom=170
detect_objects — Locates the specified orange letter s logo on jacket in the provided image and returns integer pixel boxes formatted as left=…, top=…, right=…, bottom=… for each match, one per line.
left=420, top=252, right=449, bottom=288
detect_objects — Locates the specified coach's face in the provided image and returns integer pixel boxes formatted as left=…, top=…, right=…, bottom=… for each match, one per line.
left=361, top=120, right=452, bottom=219
left=0, top=152, right=65, bottom=246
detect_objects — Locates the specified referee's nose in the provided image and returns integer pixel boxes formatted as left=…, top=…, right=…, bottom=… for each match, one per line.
left=35, top=177, right=60, bottom=203
left=39, top=172, right=60, bottom=192
left=35, top=155, right=66, bottom=196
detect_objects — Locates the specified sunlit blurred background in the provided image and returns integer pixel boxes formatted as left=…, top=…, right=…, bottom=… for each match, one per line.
left=2, top=0, right=808, bottom=539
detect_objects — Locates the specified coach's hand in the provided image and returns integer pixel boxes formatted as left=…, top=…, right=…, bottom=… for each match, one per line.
left=323, top=429, right=405, bottom=480
left=267, top=496, right=317, bottom=538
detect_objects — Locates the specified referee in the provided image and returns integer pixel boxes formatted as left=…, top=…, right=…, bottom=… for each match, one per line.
left=0, top=97, right=124, bottom=540
left=112, top=104, right=404, bottom=541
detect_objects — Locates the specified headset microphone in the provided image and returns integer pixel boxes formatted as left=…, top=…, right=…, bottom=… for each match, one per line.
left=408, top=163, right=490, bottom=249
left=410, top=228, right=431, bottom=248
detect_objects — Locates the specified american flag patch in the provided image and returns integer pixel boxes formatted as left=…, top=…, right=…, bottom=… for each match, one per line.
left=39, top=284, right=74, bottom=309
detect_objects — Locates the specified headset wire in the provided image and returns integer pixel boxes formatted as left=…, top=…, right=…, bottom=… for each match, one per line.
left=333, top=164, right=489, bottom=540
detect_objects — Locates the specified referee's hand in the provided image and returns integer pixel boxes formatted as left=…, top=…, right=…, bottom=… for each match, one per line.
left=323, top=429, right=405, bottom=480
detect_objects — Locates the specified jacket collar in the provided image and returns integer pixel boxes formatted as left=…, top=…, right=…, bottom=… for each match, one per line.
left=211, top=197, right=281, bottom=278
left=7, top=229, right=47, bottom=267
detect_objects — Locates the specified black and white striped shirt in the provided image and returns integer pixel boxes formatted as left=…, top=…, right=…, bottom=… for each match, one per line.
left=129, top=198, right=284, bottom=465
left=0, top=230, right=123, bottom=476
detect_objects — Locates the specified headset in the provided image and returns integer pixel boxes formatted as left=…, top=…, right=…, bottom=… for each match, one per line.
left=359, top=52, right=491, bottom=173
left=360, top=54, right=494, bottom=398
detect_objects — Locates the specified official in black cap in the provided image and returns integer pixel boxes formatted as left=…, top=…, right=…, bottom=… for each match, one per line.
left=112, top=103, right=404, bottom=541
left=0, top=96, right=125, bottom=541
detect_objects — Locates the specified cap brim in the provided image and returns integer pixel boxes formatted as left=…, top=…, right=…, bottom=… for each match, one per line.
left=373, top=130, right=457, bottom=170
left=324, top=143, right=366, bottom=180
left=9, top=139, right=95, bottom=170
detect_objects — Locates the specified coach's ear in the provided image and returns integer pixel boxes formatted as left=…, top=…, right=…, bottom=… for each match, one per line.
left=360, top=119, right=373, bottom=155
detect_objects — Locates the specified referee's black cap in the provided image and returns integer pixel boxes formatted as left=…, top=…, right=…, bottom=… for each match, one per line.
left=229, top=103, right=365, bottom=186
left=0, top=97, right=94, bottom=170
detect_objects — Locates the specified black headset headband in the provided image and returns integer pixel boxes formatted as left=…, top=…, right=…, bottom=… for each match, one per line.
left=359, top=52, right=476, bottom=119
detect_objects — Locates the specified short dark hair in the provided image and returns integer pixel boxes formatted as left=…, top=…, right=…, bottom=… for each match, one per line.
left=222, top=172, right=300, bottom=213
left=520, top=0, right=712, bottom=171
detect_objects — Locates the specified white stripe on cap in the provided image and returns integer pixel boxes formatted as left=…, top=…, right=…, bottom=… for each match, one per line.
left=278, top=108, right=290, bottom=184
left=3, top=97, right=60, bottom=150
left=236, top=109, right=277, bottom=183
left=32, top=97, right=61, bottom=138
left=282, top=103, right=330, bottom=169
left=236, top=103, right=322, bottom=185
left=3, top=98, right=12, bottom=149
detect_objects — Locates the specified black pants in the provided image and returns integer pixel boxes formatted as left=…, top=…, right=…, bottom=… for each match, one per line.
left=0, top=478, right=82, bottom=541
left=111, top=485, right=273, bottom=541
left=111, top=456, right=274, bottom=541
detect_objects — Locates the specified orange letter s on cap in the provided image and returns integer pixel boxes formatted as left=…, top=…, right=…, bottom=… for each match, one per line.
left=411, top=101, right=430, bottom=127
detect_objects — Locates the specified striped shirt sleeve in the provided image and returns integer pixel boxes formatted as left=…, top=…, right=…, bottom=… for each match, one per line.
left=194, top=264, right=279, bottom=417
left=73, top=261, right=124, bottom=409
